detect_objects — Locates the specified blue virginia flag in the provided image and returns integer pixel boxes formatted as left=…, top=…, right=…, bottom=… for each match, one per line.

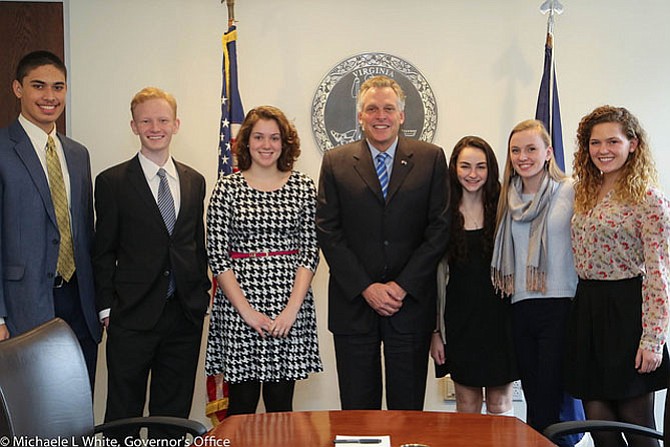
left=535, top=32, right=565, bottom=171
left=218, top=25, right=245, bottom=177
left=536, top=27, right=586, bottom=447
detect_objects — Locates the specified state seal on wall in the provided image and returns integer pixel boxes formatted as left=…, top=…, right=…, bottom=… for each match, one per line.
left=311, top=52, right=438, bottom=153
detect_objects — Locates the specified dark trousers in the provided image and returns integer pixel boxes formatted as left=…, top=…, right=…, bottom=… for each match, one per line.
left=104, top=298, right=202, bottom=438
left=333, top=318, right=431, bottom=410
left=53, top=274, right=98, bottom=390
left=512, top=298, right=582, bottom=446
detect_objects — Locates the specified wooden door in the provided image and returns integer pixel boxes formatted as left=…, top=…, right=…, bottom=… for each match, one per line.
left=0, top=1, right=65, bottom=133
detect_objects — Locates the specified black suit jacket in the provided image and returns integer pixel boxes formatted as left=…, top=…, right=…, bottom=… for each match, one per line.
left=93, top=155, right=210, bottom=330
left=316, top=137, right=450, bottom=335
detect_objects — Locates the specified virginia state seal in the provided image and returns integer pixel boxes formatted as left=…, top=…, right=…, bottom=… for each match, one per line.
left=311, top=52, right=437, bottom=153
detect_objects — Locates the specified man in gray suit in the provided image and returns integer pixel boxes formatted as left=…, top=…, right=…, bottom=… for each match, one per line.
left=0, top=51, right=101, bottom=386
left=316, top=75, right=450, bottom=410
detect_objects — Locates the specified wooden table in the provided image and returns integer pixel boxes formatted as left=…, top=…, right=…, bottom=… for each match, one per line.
left=206, top=410, right=556, bottom=447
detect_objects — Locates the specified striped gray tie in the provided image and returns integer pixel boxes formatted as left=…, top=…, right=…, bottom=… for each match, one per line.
left=157, top=168, right=176, bottom=297
left=157, top=168, right=176, bottom=234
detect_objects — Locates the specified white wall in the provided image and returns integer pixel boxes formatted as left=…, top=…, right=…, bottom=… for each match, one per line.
left=61, top=0, right=670, bottom=428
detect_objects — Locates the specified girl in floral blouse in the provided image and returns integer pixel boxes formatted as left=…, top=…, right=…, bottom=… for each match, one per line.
left=566, top=105, right=670, bottom=446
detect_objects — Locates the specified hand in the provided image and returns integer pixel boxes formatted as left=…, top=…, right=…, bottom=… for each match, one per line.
left=430, top=332, right=445, bottom=365
left=362, top=283, right=402, bottom=317
left=0, top=324, right=9, bottom=341
left=635, top=348, right=663, bottom=374
left=269, top=307, right=299, bottom=338
left=102, top=317, right=110, bottom=329
left=386, top=281, right=407, bottom=301
left=240, top=307, right=274, bottom=338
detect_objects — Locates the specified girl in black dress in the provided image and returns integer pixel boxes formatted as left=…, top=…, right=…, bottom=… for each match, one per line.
left=431, top=136, right=517, bottom=414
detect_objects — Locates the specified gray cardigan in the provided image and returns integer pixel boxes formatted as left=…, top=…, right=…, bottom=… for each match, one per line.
left=435, top=256, right=448, bottom=345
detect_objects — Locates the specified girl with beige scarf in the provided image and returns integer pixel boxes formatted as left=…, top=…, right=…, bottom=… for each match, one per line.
left=491, top=120, right=584, bottom=447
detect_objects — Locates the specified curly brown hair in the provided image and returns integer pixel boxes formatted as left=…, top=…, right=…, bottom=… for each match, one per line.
left=235, top=106, right=301, bottom=172
left=573, top=105, right=657, bottom=214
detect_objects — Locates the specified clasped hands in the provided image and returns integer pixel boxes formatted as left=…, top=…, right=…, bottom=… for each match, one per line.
left=243, top=307, right=297, bottom=339
left=362, top=281, right=406, bottom=317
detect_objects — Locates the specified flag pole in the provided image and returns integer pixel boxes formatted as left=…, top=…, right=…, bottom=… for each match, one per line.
left=207, top=0, right=243, bottom=426
left=535, top=0, right=566, bottom=171
left=540, top=0, right=563, bottom=38
left=540, top=0, right=561, bottom=111
left=223, top=0, right=236, bottom=27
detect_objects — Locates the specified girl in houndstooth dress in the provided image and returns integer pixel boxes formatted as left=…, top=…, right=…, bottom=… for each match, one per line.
left=205, top=106, right=322, bottom=415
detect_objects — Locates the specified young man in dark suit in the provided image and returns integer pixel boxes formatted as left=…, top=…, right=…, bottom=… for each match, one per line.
left=0, top=51, right=101, bottom=387
left=93, top=87, right=210, bottom=436
left=316, top=75, right=450, bottom=411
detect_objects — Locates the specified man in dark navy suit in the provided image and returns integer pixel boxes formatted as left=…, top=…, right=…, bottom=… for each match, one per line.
left=316, top=75, right=450, bottom=410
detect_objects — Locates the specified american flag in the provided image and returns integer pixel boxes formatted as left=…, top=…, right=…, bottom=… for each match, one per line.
left=218, top=24, right=245, bottom=177
left=207, top=24, right=245, bottom=426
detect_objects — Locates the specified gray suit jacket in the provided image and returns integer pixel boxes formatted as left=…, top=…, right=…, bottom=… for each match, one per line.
left=0, top=119, right=101, bottom=342
left=316, top=137, right=450, bottom=335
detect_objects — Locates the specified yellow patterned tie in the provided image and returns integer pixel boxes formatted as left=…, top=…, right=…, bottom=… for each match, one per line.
left=46, top=136, right=76, bottom=281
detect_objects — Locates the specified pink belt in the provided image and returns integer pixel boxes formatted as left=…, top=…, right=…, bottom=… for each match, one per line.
left=229, top=250, right=299, bottom=259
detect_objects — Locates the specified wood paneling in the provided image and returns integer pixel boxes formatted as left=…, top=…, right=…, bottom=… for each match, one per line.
left=0, top=1, right=65, bottom=133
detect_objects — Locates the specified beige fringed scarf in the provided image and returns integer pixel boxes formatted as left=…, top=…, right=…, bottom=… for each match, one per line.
left=491, top=173, right=556, bottom=295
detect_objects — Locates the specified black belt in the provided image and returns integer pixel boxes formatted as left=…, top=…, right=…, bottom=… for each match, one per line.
left=53, top=273, right=75, bottom=288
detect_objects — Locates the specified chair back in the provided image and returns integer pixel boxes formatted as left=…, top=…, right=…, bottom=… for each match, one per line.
left=544, top=419, right=663, bottom=443
left=0, top=318, right=94, bottom=438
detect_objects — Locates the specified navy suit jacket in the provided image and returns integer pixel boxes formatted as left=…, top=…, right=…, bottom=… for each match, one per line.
left=0, top=119, right=101, bottom=341
left=92, top=155, right=210, bottom=331
left=316, top=137, right=450, bottom=335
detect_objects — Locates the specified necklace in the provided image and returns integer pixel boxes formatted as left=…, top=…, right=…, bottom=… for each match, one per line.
left=460, top=206, right=483, bottom=230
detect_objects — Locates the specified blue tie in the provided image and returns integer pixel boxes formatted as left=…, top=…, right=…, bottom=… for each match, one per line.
left=157, top=168, right=176, bottom=297
left=375, top=152, right=390, bottom=199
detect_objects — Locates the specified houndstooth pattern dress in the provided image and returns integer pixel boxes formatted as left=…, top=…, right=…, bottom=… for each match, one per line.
left=205, top=171, right=323, bottom=383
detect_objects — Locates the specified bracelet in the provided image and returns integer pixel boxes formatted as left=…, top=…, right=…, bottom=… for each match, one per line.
left=432, top=328, right=440, bottom=333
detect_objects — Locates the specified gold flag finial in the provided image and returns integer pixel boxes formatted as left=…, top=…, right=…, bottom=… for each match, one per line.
left=222, top=0, right=236, bottom=27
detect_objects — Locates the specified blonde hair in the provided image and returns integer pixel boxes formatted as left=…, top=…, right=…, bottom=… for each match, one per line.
left=573, top=105, right=657, bottom=214
left=496, top=119, right=566, bottom=228
left=130, top=86, right=177, bottom=119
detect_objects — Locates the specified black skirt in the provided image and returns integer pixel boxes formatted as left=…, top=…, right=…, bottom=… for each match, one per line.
left=565, top=277, right=669, bottom=400
left=434, top=230, right=518, bottom=387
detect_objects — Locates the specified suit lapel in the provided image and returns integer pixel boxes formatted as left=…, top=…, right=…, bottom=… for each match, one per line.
left=174, top=160, right=192, bottom=227
left=352, top=140, right=385, bottom=204
left=387, top=137, right=414, bottom=203
left=60, top=135, right=82, bottom=233
left=127, top=155, right=170, bottom=234
left=10, top=121, right=58, bottom=228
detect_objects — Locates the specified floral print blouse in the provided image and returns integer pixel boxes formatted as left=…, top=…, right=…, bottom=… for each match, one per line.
left=571, top=187, right=670, bottom=353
